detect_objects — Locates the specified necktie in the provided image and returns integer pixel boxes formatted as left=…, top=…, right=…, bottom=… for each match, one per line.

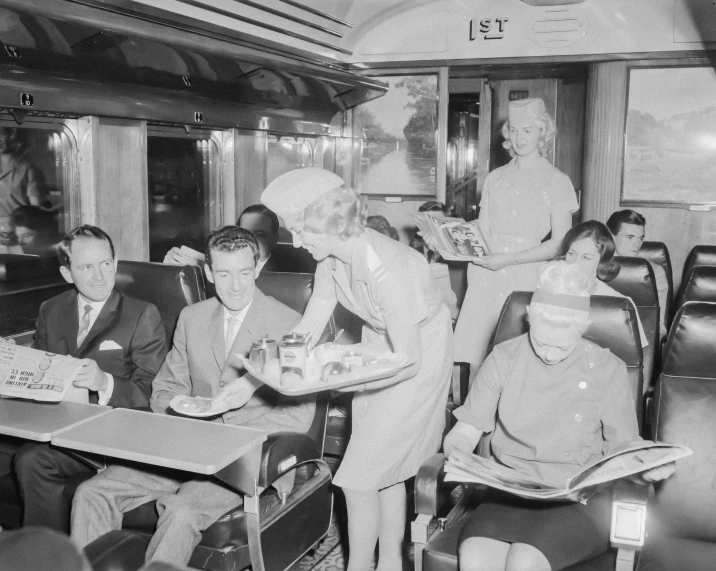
left=225, top=316, right=240, bottom=360
left=77, top=304, right=93, bottom=347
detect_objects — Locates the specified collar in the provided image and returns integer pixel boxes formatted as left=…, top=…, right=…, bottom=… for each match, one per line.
left=222, top=296, right=253, bottom=325
left=256, top=254, right=270, bottom=274
left=77, top=292, right=110, bottom=314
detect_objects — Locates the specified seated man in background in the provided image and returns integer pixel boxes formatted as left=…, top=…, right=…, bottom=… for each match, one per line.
left=163, top=204, right=308, bottom=273
left=606, top=209, right=668, bottom=339
left=71, top=226, right=315, bottom=567
left=13, top=225, right=168, bottom=532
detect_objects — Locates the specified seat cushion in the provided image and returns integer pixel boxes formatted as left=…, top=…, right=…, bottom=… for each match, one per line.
left=0, top=472, right=22, bottom=529
left=636, top=537, right=716, bottom=571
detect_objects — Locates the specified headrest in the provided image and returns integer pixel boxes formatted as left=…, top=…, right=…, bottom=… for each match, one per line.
left=115, top=261, right=205, bottom=340
left=639, top=241, right=671, bottom=279
left=678, top=265, right=716, bottom=306
left=608, top=257, right=658, bottom=306
left=493, top=291, right=642, bottom=366
left=255, top=271, right=314, bottom=315
left=661, top=301, right=716, bottom=378
left=684, top=245, right=716, bottom=278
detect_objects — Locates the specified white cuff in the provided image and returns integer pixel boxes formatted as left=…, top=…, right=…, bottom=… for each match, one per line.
left=97, top=373, right=114, bottom=406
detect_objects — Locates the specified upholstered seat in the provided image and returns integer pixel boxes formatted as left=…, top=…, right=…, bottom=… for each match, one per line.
left=682, top=244, right=716, bottom=283
left=675, top=265, right=716, bottom=309
left=639, top=241, right=673, bottom=327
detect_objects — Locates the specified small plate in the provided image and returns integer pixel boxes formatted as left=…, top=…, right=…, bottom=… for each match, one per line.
left=169, top=395, right=230, bottom=418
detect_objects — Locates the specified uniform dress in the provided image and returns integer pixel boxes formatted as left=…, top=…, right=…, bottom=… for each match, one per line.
left=454, top=334, right=640, bottom=569
left=453, top=156, right=578, bottom=368
left=313, top=229, right=453, bottom=490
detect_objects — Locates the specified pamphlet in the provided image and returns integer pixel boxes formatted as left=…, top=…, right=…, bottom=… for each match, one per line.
left=0, top=344, right=85, bottom=402
left=444, top=440, right=692, bottom=500
left=412, top=213, right=491, bottom=261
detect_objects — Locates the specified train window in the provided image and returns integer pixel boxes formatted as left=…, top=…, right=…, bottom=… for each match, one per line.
left=0, top=121, right=76, bottom=258
left=146, top=128, right=222, bottom=262
left=267, top=135, right=314, bottom=184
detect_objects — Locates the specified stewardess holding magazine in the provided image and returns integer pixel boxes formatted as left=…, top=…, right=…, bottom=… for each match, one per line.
left=443, top=261, right=676, bottom=571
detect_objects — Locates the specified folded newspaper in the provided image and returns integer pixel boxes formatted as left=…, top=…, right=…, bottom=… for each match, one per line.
left=412, top=213, right=491, bottom=261
left=0, top=344, right=86, bottom=402
left=444, top=440, right=692, bottom=500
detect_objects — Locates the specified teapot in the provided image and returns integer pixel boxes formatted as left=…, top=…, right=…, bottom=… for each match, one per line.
left=248, top=336, right=279, bottom=373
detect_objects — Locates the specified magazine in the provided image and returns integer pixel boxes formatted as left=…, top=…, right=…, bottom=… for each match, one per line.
left=0, top=344, right=86, bottom=402
left=412, top=213, right=491, bottom=261
left=444, top=440, right=692, bottom=500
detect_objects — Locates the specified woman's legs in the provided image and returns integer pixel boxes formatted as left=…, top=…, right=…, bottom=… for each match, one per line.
left=343, top=482, right=407, bottom=571
left=459, top=538, right=550, bottom=571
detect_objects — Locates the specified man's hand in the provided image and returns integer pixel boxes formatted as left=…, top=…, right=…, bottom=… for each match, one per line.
left=72, top=359, right=108, bottom=392
left=628, top=462, right=676, bottom=485
left=213, top=379, right=256, bottom=411
left=163, top=247, right=200, bottom=266
left=0, top=337, right=15, bottom=345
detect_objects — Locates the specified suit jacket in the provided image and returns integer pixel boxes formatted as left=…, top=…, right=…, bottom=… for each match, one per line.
left=34, top=289, right=168, bottom=409
left=150, top=288, right=314, bottom=434
left=264, top=244, right=317, bottom=274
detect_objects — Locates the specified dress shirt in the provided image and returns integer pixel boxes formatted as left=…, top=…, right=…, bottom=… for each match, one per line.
left=256, top=255, right=270, bottom=275
left=76, top=293, right=114, bottom=405
left=223, top=298, right=253, bottom=357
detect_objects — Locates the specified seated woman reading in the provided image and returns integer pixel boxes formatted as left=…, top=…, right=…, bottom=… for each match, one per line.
left=443, top=261, right=674, bottom=571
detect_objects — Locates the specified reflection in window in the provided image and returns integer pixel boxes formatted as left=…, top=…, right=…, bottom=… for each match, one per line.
left=267, top=135, right=314, bottom=184
left=147, top=135, right=219, bottom=262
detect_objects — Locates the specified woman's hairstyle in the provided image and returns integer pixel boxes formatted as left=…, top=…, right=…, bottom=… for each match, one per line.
left=205, top=225, right=260, bottom=267
left=58, top=225, right=115, bottom=268
left=529, top=260, right=591, bottom=331
left=418, top=201, right=449, bottom=215
left=501, top=111, right=556, bottom=160
left=366, top=215, right=399, bottom=241
left=557, top=220, right=620, bottom=282
left=606, top=209, right=646, bottom=236
left=303, top=184, right=368, bottom=240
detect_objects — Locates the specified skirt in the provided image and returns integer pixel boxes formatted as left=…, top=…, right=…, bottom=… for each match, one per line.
left=458, top=490, right=611, bottom=570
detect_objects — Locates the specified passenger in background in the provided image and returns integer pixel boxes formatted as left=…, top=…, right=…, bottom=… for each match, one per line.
left=409, top=201, right=459, bottom=322
left=71, top=226, right=312, bottom=567
left=262, top=168, right=452, bottom=571
left=12, top=205, right=61, bottom=257
left=13, top=225, right=168, bottom=532
left=366, top=214, right=399, bottom=241
left=557, top=220, right=648, bottom=348
left=436, top=99, right=578, bottom=381
left=607, top=209, right=668, bottom=339
left=0, top=127, right=48, bottom=219
left=163, top=204, right=310, bottom=273
left=0, top=216, right=22, bottom=254
left=445, top=261, right=674, bottom=571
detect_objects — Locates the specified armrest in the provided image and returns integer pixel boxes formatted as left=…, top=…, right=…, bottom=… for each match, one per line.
left=610, top=480, right=649, bottom=551
left=451, top=363, right=469, bottom=407
left=258, top=432, right=320, bottom=489
left=415, top=453, right=462, bottom=517
left=85, top=530, right=148, bottom=571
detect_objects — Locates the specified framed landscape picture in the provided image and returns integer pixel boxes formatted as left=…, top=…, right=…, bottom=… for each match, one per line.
left=353, top=74, right=439, bottom=197
left=622, top=65, right=716, bottom=207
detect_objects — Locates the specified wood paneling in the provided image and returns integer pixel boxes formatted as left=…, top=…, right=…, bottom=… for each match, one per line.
left=556, top=79, right=586, bottom=195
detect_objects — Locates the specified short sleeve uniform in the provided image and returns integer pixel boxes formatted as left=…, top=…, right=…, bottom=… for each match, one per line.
left=314, top=229, right=454, bottom=489
left=454, top=335, right=640, bottom=568
left=453, top=157, right=578, bottom=369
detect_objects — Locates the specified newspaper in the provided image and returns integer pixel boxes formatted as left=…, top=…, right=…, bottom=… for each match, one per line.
left=412, top=213, right=491, bottom=261
left=0, top=344, right=85, bottom=402
left=444, top=440, right=692, bottom=500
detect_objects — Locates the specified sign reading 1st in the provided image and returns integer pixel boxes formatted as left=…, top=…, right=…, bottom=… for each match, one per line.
left=469, top=17, right=509, bottom=41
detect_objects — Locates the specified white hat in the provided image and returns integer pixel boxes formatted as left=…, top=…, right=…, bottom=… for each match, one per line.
left=261, top=167, right=346, bottom=220
left=508, top=98, right=546, bottom=125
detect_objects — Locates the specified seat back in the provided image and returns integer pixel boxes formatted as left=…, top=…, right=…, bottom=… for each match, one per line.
left=608, top=257, right=660, bottom=388
left=650, top=301, right=716, bottom=541
left=115, top=261, right=205, bottom=341
left=272, top=243, right=318, bottom=274
left=640, top=240, right=673, bottom=325
left=683, top=244, right=716, bottom=283
left=255, top=271, right=313, bottom=315
left=676, top=265, right=716, bottom=309
left=493, top=291, right=644, bottom=425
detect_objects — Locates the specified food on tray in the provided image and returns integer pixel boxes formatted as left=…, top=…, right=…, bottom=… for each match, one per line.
left=314, top=342, right=344, bottom=365
left=321, top=361, right=346, bottom=383
left=341, top=352, right=363, bottom=371
left=174, top=396, right=213, bottom=414
left=281, top=372, right=303, bottom=387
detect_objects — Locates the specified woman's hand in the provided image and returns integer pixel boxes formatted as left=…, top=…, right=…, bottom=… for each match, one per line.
left=628, top=462, right=676, bottom=485
left=471, top=253, right=513, bottom=271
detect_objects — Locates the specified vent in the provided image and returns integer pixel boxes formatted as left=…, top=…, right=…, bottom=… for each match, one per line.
left=528, top=7, right=586, bottom=48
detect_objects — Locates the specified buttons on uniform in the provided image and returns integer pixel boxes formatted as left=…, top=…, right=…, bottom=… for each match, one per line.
left=579, top=381, right=587, bottom=389
left=219, top=381, right=225, bottom=387
left=575, top=414, right=583, bottom=422
left=588, top=362, right=595, bottom=369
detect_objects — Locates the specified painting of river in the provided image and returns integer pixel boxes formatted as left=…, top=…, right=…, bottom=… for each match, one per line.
left=354, top=74, right=438, bottom=196
left=623, top=66, right=716, bottom=205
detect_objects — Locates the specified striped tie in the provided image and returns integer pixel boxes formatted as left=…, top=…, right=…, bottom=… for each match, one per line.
left=76, top=304, right=93, bottom=347
left=225, top=316, right=240, bottom=360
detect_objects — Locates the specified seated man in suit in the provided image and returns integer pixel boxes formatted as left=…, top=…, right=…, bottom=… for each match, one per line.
left=71, top=225, right=314, bottom=567
left=13, top=225, right=168, bottom=532
left=163, top=205, right=310, bottom=273
left=606, top=209, right=669, bottom=339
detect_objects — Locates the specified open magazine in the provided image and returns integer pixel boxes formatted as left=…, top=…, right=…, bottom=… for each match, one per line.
left=0, top=344, right=86, bottom=402
left=444, top=440, right=692, bottom=500
left=412, top=213, right=491, bottom=261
